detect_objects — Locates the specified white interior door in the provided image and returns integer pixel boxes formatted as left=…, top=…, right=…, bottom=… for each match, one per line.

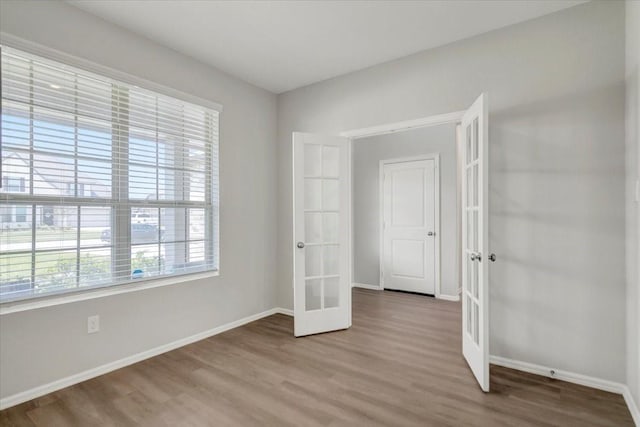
left=382, top=159, right=437, bottom=295
left=461, top=93, right=490, bottom=391
left=293, top=132, right=351, bottom=337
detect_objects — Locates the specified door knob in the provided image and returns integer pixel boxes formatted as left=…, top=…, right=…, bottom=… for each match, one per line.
left=470, top=252, right=482, bottom=262
left=297, top=242, right=305, bottom=249
left=427, top=231, right=435, bottom=237
left=489, top=253, right=496, bottom=262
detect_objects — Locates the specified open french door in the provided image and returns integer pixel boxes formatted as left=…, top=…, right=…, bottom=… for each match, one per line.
left=293, top=132, right=351, bottom=337
left=461, top=93, right=491, bottom=391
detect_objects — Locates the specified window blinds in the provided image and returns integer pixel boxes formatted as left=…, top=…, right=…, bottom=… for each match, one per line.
left=0, top=46, right=220, bottom=302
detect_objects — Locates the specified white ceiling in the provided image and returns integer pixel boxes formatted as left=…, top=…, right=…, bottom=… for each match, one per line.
left=67, top=0, right=587, bottom=94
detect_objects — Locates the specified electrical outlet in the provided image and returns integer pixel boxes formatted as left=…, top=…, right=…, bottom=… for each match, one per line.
left=87, top=315, right=100, bottom=334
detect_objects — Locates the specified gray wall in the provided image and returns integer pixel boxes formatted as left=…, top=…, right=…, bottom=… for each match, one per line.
left=277, top=1, right=626, bottom=383
left=0, top=1, right=278, bottom=399
left=625, top=0, right=640, bottom=410
left=352, top=124, right=459, bottom=298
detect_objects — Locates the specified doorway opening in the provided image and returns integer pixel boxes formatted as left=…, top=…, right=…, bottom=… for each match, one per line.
left=350, top=127, right=457, bottom=300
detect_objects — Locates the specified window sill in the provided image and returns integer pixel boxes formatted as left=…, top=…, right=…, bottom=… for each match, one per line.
left=0, top=270, right=220, bottom=315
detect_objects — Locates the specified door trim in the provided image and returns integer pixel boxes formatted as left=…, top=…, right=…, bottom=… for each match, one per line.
left=343, top=109, right=464, bottom=298
left=379, top=154, right=441, bottom=298
left=340, top=111, right=465, bottom=140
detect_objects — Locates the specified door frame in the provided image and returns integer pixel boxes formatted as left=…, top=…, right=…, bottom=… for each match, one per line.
left=379, top=154, right=441, bottom=297
left=340, top=109, right=465, bottom=300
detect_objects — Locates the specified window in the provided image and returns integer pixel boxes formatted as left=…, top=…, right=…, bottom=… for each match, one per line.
left=2, top=177, right=25, bottom=193
left=14, top=207, right=27, bottom=223
left=0, top=46, right=220, bottom=302
left=0, top=206, right=11, bottom=223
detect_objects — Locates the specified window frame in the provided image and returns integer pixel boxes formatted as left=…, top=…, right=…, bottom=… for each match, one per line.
left=0, top=35, right=223, bottom=314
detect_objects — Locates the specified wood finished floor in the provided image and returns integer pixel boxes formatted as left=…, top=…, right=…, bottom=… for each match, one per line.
left=1, top=288, right=634, bottom=426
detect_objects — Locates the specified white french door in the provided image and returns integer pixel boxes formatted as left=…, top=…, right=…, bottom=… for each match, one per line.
left=461, top=93, right=491, bottom=391
left=293, top=132, right=351, bottom=337
left=382, top=158, right=437, bottom=295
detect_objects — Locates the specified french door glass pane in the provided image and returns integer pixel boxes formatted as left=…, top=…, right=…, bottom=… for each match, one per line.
left=305, top=245, right=322, bottom=277
left=324, top=277, right=340, bottom=308
left=466, top=211, right=473, bottom=250
left=473, top=210, right=478, bottom=251
left=472, top=118, right=479, bottom=161
left=304, top=144, right=322, bottom=177
left=305, top=213, right=322, bottom=244
left=305, top=279, right=322, bottom=311
left=473, top=260, right=479, bottom=299
left=466, top=296, right=473, bottom=335
left=466, top=124, right=473, bottom=165
left=466, top=167, right=474, bottom=207
left=322, top=146, right=339, bottom=177
left=322, top=179, right=339, bottom=210
left=473, top=302, right=479, bottom=344
left=304, top=179, right=322, bottom=210
left=323, top=245, right=339, bottom=276
left=466, top=257, right=474, bottom=292
left=323, top=213, right=339, bottom=243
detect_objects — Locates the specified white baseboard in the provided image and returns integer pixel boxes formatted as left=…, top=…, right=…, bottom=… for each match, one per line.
left=0, top=307, right=287, bottom=410
left=351, top=282, right=382, bottom=290
left=490, top=355, right=625, bottom=394
left=623, top=386, right=640, bottom=426
left=275, top=307, right=293, bottom=316
left=491, top=356, right=639, bottom=424
left=437, top=294, right=460, bottom=302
